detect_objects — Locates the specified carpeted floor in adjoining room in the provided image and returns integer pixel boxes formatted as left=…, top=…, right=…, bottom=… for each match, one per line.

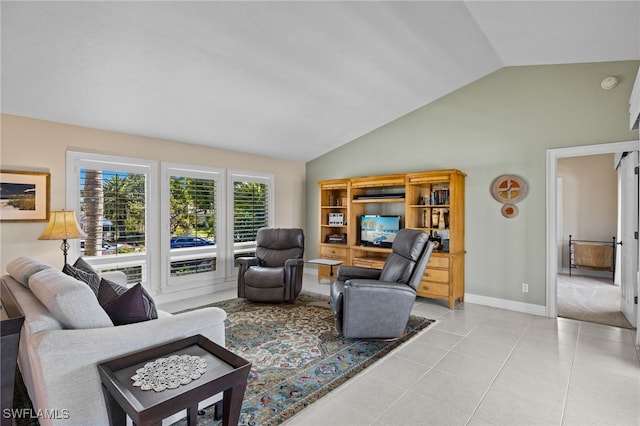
left=557, top=273, right=634, bottom=329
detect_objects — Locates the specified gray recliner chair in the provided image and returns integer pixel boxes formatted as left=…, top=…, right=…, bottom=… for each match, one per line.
left=330, top=229, right=434, bottom=339
left=237, top=228, right=305, bottom=302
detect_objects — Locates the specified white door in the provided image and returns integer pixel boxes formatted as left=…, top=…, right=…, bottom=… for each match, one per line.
left=619, top=151, right=638, bottom=330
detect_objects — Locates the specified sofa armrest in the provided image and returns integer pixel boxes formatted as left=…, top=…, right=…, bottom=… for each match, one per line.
left=99, top=270, right=127, bottom=286
left=27, top=307, right=227, bottom=425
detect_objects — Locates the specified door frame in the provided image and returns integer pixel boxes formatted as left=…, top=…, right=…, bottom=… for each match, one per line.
left=546, top=139, right=639, bottom=318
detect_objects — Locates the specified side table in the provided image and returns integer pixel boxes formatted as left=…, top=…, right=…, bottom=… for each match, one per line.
left=97, top=335, right=251, bottom=426
left=307, top=258, right=343, bottom=282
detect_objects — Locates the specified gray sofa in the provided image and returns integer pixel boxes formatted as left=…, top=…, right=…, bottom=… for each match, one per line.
left=1, top=257, right=227, bottom=426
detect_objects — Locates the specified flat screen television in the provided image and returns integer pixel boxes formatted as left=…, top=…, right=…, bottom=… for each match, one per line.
left=360, top=215, right=401, bottom=248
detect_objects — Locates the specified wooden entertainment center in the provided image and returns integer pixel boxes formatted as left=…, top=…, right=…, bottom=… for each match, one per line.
left=318, top=169, right=465, bottom=309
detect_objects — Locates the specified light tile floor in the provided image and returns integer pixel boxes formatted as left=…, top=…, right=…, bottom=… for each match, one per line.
left=160, top=275, right=640, bottom=426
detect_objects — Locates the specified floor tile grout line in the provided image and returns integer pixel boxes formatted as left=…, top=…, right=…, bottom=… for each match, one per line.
left=463, top=319, right=534, bottom=426
left=366, top=317, right=478, bottom=425
left=365, top=320, right=458, bottom=425
left=558, top=320, right=582, bottom=426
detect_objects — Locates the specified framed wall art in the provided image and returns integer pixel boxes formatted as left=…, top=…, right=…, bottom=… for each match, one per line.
left=0, top=170, right=50, bottom=221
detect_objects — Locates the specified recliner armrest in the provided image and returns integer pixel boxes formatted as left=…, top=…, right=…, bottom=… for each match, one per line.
left=344, top=279, right=417, bottom=295
left=337, top=266, right=382, bottom=282
left=236, top=257, right=260, bottom=269
left=284, top=258, right=304, bottom=268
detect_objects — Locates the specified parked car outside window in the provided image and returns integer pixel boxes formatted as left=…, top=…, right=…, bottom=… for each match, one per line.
left=170, top=236, right=215, bottom=249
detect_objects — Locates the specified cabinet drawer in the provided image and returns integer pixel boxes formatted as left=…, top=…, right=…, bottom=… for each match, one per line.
left=424, top=268, right=449, bottom=283
left=418, top=282, right=449, bottom=297
left=427, top=256, right=449, bottom=269
left=320, top=246, right=348, bottom=258
left=351, top=258, right=385, bottom=269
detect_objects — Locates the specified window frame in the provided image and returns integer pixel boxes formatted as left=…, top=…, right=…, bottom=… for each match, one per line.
left=160, top=162, right=226, bottom=293
left=67, top=153, right=275, bottom=295
left=226, top=169, right=274, bottom=276
left=66, top=151, right=159, bottom=292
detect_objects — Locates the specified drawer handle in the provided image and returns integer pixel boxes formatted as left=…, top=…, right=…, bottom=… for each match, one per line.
left=422, top=285, right=429, bottom=291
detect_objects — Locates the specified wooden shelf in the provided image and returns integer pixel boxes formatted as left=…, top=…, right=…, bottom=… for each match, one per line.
left=318, top=170, right=465, bottom=308
left=352, top=198, right=405, bottom=204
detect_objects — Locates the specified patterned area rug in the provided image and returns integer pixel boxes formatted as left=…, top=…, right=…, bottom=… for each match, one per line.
left=173, top=292, right=435, bottom=425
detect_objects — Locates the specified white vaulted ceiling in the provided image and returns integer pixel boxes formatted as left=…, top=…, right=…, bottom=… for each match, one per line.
left=2, top=1, right=639, bottom=162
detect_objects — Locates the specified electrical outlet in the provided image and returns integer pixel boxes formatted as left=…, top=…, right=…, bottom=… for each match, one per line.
left=522, top=283, right=529, bottom=293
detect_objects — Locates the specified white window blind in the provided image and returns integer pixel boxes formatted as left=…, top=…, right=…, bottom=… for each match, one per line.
left=229, top=171, right=274, bottom=266
left=162, top=163, right=224, bottom=291
left=169, top=175, right=217, bottom=276
left=67, top=152, right=157, bottom=288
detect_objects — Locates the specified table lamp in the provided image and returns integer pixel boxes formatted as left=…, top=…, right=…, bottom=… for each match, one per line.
left=38, top=210, right=87, bottom=265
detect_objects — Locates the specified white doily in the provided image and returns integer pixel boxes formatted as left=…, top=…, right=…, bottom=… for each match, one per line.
left=131, top=354, right=207, bottom=392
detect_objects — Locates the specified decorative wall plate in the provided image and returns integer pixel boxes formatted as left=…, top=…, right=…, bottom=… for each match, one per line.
left=491, top=174, right=528, bottom=204
left=501, top=204, right=519, bottom=218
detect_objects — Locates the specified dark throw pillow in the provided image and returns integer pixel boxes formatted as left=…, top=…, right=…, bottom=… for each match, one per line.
left=101, top=283, right=149, bottom=326
left=98, top=278, right=158, bottom=320
left=73, top=257, right=98, bottom=274
left=63, top=263, right=101, bottom=296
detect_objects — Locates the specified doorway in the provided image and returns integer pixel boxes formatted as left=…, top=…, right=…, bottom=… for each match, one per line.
left=546, top=141, right=639, bottom=346
left=555, top=154, right=631, bottom=328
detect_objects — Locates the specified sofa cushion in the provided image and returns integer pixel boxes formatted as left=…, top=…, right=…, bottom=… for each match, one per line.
left=98, top=278, right=158, bottom=320
left=28, top=268, right=114, bottom=329
left=1, top=277, right=64, bottom=335
left=6, top=257, right=53, bottom=287
left=101, top=283, right=149, bottom=325
left=63, top=263, right=101, bottom=295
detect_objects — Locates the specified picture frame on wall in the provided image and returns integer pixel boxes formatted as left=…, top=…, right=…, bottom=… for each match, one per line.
left=0, top=170, right=50, bottom=222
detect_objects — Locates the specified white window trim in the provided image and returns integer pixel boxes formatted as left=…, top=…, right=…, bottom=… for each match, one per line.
left=226, top=169, right=275, bottom=276
left=66, top=151, right=159, bottom=292
left=160, top=162, right=226, bottom=293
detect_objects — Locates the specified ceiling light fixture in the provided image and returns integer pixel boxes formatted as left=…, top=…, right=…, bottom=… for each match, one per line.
left=600, top=76, right=619, bottom=90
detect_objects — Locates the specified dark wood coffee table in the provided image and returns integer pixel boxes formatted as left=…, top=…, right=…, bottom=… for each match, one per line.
left=1, top=280, right=25, bottom=426
left=97, top=334, right=251, bottom=426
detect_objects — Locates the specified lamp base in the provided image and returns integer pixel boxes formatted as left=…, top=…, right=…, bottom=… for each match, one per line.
left=60, top=239, right=70, bottom=265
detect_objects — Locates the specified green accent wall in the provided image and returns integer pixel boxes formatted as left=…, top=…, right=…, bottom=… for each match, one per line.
left=306, top=61, right=639, bottom=307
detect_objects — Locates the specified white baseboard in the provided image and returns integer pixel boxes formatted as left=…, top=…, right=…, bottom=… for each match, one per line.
left=464, top=293, right=547, bottom=317
left=559, top=267, right=613, bottom=280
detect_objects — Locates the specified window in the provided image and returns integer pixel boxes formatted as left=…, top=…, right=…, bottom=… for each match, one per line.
left=229, top=171, right=274, bottom=269
left=67, top=152, right=158, bottom=287
left=162, top=164, right=224, bottom=290
left=68, top=153, right=274, bottom=294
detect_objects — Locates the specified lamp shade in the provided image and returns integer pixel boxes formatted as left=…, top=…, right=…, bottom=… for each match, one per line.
left=38, top=210, right=87, bottom=241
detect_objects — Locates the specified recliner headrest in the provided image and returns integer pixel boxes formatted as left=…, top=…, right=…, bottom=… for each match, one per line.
left=392, top=229, right=429, bottom=261
left=256, top=228, right=305, bottom=250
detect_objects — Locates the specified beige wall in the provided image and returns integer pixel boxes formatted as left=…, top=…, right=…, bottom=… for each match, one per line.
left=558, top=154, right=618, bottom=270
left=306, top=61, right=640, bottom=309
left=0, top=114, right=306, bottom=275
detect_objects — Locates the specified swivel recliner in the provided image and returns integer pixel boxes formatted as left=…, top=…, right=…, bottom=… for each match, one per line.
left=237, top=228, right=305, bottom=302
left=330, top=229, right=434, bottom=339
